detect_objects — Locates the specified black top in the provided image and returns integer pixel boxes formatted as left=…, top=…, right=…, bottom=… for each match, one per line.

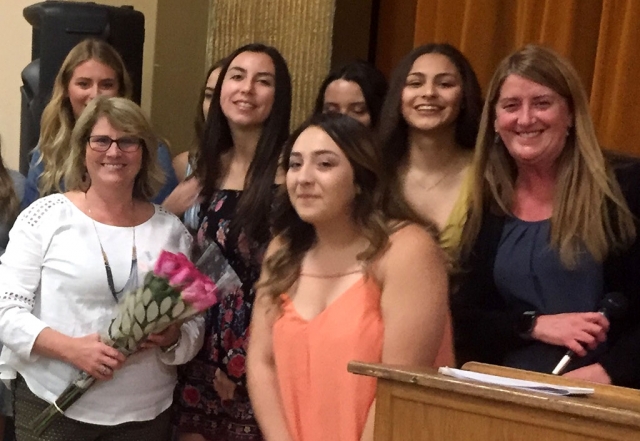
left=452, top=155, right=640, bottom=388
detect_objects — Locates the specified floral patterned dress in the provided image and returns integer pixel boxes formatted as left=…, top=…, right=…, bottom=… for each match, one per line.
left=174, top=190, right=266, bottom=440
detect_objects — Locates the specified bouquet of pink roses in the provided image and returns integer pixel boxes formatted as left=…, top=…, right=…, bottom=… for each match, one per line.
left=31, top=249, right=230, bottom=436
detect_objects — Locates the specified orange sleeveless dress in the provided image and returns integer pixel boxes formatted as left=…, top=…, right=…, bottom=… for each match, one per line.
left=273, top=276, right=383, bottom=441
left=272, top=276, right=455, bottom=441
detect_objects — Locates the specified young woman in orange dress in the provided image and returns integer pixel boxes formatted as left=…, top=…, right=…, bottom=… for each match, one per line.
left=247, top=113, right=449, bottom=441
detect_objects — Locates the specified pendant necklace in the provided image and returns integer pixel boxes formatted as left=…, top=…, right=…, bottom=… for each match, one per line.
left=86, top=194, right=138, bottom=302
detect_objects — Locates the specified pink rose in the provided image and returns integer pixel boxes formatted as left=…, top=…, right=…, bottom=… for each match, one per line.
left=181, top=276, right=218, bottom=311
left=200, top=274, right=216, bottom=295
left=169, top=267, right=197, bottom=289
left=154, top=251, right=181, bottom=278
left=173, top=252, right=193, bottom=269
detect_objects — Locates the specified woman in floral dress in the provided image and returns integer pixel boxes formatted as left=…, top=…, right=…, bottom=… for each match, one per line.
left=173, top=43, right=292, bottom=441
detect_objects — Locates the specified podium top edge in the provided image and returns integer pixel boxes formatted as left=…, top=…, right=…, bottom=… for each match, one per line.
left=348, top=361, right=640, bottom=428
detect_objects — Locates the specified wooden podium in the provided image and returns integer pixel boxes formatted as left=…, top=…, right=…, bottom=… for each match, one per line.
left=348, top=361, right=640, bottom=440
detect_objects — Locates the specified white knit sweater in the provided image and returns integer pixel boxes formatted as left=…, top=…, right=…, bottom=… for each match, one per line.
left=0, top=194, right=204, bottom=425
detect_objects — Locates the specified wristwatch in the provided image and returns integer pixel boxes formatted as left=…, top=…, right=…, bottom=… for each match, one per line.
left=516, top=311, right=539, bottom=339
left=161, top=333, right=182, bottom=353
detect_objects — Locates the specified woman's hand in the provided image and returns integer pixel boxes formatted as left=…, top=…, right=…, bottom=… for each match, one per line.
left=531, top=312, right=609, bottom=356
left=67, top=333, right=126, bottom=381
left=161, top=178, right=202, bottom=216
left=139, top=323, right=182, bottom=351
left=214, top=368, right=237, bottom=401
left=563, top=363, right=612, bottom=384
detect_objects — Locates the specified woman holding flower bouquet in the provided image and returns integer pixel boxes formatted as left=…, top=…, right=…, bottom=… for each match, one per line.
left=247, top=113, right=450, bottom=441
left=0, top=96, right=204, bottom=441
left=173, top=43, right=291, bottom=441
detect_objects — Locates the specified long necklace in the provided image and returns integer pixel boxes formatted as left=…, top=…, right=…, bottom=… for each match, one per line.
left=92, top=222, right=138, bottom=302
left=85, top=194, right=138, bottom=302
left=91, top=219, right=138, bottom=303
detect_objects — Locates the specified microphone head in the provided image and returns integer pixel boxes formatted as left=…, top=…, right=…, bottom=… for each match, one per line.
left=598, top=292, right=628, bottom=320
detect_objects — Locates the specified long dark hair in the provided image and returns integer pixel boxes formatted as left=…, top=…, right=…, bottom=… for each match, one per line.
left=313, top=60, right=388, bottom=127
left=195, top=43, right=292, bottom=243
left=378, top=43, right=482, bottom=170
left=194, top=57, right=228, bottom=146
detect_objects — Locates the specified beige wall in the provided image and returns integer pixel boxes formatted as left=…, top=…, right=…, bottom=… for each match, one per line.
left=0, top=0, right=34, bottom=170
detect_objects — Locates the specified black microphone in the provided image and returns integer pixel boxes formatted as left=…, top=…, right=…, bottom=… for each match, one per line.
left=551, top=292, right=628, bottom=375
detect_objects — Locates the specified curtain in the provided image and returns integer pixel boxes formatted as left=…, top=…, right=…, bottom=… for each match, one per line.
left=590, top=0, right=640, bottom=152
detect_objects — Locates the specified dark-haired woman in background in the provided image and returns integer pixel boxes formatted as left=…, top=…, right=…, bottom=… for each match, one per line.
left=163, top=58, right=227, bottom=223
left=173, top=43, right=292, bottom=441
left=378, top=43, right=482, bottom=253
left=172, top=58, right=228, bottom=183
left=313, top=60, right=387, bottom=128
left=452, top=45, right=640, bottom=387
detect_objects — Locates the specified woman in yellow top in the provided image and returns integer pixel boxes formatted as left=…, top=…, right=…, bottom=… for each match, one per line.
left=247, top=113, right=449, bottom=441
left=378, top=43, right=482, bottom=254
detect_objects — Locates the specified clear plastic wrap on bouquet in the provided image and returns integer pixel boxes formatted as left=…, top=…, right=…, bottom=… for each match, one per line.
left=193, top=239, right=242, bottom=297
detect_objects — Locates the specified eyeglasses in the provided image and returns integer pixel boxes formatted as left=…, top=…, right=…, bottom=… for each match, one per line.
left=87, top=135, right=143, bottom=153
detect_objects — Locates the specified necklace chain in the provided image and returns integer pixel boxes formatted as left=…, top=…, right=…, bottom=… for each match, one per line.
left=299, top=268, right=363, bottom=279
left=408, top=157, right=461, bottom=193
left=85, top=193, right=138, bottom=302
left=420, top=172, right=450, bottom=192
left=91, top=221, right=138, bottom=302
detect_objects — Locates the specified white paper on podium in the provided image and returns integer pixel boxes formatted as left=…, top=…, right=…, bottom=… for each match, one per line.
left=438, top=367, right=595, bottom=396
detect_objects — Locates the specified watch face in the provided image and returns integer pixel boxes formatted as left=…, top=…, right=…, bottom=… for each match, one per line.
left=517, top=311, right=537, bottom=336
